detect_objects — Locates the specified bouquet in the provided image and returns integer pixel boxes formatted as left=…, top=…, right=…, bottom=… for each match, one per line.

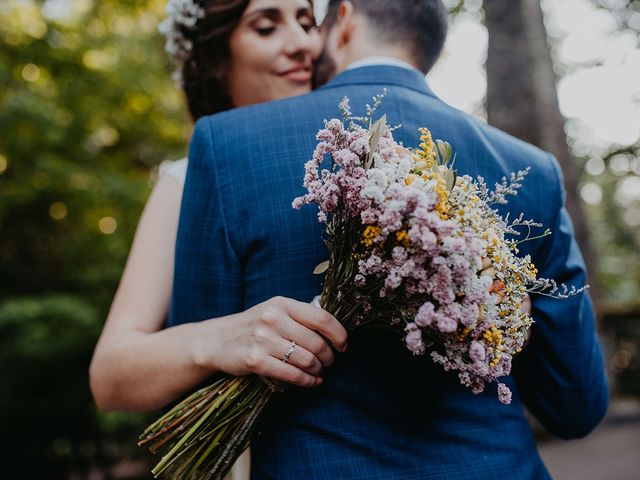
left=293, top=91, right=583, bottom=403
left=139, top=93, right=583, bottom=479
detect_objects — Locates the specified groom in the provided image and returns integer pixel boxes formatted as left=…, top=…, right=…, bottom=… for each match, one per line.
left=171, top=0, right=608, bottom=478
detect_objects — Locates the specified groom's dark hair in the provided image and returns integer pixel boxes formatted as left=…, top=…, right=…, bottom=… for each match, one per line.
left=324, top=0, right=448, bottom=73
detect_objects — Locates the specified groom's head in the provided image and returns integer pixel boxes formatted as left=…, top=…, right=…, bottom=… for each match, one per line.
left=313, top=0, right=448, bottom=86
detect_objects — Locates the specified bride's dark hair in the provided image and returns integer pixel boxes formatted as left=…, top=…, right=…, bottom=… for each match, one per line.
left=181, top=0, right=250, bottom=121
left=180, top=0, right=314, bottom=121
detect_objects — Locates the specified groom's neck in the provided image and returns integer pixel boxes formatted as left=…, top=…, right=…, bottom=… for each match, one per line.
left=337, top=30, right=419, bottom=74
left=341, top=49, right=419, bottom=72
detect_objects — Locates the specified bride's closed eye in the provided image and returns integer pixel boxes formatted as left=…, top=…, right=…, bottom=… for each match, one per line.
left=297, top=12, right=316, bottom=33
left=254, top=19, right=276, bottom=36
left=299, top=20, right=316, bottom=33
left=253, top=19, right=315, bottom=37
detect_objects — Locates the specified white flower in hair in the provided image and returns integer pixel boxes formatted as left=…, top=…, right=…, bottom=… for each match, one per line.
left=158, top=0, right=206, bottom=67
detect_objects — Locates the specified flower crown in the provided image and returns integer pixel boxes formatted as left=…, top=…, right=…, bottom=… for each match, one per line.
left=158, top=0, right=205, bottom=66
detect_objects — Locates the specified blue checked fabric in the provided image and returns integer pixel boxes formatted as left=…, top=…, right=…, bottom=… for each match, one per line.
left=169, top=65, right=608, bottom=479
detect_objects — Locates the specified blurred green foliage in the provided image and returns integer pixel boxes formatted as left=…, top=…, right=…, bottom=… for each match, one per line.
left=581, top=144, right=640, bottom=311
left=580, top=0, right=640, bottom=312
left=0, top=0, right=189, bottom=476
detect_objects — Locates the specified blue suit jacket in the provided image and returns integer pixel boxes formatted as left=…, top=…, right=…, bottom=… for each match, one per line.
left=170, top=66, right=608, bottom=479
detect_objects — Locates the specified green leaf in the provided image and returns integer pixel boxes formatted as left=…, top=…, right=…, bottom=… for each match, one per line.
left=444, top=168, right=457, bottom=192
left=365, top=114, right=387, bottom=169
left=313, top=260, right=330, bottom=274
left=436, top=139, right=452, bottom=165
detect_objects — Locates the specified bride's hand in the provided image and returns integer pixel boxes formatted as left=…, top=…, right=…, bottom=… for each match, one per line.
left=195, top=296, right=348, bottom=388
left=520, top=293, right=532, bottom=315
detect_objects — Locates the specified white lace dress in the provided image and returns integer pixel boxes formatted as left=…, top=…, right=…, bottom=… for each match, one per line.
left=160, top=158, right=252, bottom=480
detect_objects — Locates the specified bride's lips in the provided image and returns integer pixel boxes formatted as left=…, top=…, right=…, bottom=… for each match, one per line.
left=279, top=66, right=312, bottom=83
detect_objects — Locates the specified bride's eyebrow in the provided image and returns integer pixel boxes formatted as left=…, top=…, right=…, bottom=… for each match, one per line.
left=243, top=8, right=282, bottom=23
left=296, top=8, right=315, bottom=22
left=243, top=7, right=313, bottom=23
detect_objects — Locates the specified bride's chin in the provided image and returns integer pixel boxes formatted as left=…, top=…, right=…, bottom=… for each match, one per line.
left=284, top=83, right=313, bottom=97
left=262, top=81, right=313, bottom=103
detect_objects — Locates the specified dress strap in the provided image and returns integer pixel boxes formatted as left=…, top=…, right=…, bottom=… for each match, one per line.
left=159, top=157, right=188, bottom=185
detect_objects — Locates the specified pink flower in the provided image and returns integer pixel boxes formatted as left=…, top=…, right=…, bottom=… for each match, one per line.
left=359, top=254, right=383, bottom=275
left=460, top=304, right=479, bottom=328
left=361, top=208, right=379, bottom=224
left=497, top=383, right=512, bottom=405
left=409, top=225, right=438, bottom=253
left=399, top=259, right=417, bottom=278
left=384, top=269, right=402, bottom=290
left=415, top=302, right=436, bottom=327
left=434, top=312, right=457, bottom=333
left=471, top=379, right=486, bottom=395
left=316, top=129, right=334, bottom=143
left=469, top=341, right=486, bottom=362
left=428, top=265, right=456, bottom=305
left=378, top=207, right=404, bottom=234
left=325, top=118, right=344, bottom=134
left=404, top=323, right=425, bottom=354
left=346, top=129, right=370, bottom=156
left=392, top=246, right=408, bottom=264
left=444, top=302, right=463, bottom=321
left=334, top=149, right=360, bottom=169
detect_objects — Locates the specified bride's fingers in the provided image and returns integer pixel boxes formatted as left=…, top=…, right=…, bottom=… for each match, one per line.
left=520, top=294, right=532, bottom=315
left=278, top=297, right=348, bottom=352
left=272, top=337, right=323, bottom=376
left=276, top=317, right=336, bottom=367
left=255, top=356, right=322, bottom=389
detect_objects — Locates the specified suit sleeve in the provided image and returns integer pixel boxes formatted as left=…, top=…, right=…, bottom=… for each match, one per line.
left=168, top=118, right=243, bottom=326
left=512, top=154, right=608, bottom=439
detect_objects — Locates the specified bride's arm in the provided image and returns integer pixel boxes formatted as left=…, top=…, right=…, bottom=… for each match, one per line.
left=89, top=175, right=212, bottom=411
left=89, top=176, right=347, bottom=412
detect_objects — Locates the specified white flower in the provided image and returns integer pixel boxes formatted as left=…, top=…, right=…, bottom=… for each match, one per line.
left=159, top=0, right=206, bottom=76
left=366, top=168, right=389, bottom=190
left=361, top=185, right=385, bottom=204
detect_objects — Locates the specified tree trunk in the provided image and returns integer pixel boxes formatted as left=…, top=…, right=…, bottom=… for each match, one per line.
left=484, top=0, right=601, bottom=305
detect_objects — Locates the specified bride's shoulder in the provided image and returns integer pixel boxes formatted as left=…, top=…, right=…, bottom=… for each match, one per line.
left=158, top=157, right=188, bottom=185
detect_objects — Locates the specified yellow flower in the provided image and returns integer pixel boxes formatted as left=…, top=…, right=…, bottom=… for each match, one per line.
left=433, top=174, right=451, bottom=219
left=414, top=127, right=437, bottom=170
left=483, top=325, right=504, bottom=359
left=362, top=225, right=381, bottom=248
left=456, top=326, right=472, bottom=341
left=395, top=229, right=410, bottom=247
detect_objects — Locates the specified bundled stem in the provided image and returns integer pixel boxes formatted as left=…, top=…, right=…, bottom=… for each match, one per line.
left=139, top=374, right=280, bottom=480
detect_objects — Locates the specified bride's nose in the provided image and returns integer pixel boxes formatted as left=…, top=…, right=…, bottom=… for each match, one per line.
left=283, top=23, right=318, bottom=57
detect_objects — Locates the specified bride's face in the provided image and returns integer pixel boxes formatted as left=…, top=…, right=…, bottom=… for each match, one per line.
left=227, top=0, right=321, bottom=107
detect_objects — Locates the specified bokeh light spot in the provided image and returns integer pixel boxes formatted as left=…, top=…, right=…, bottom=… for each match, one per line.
left=585, top=157, right=605, bottom=176
left=49, top=202, right=68, bottom=220
left=98, top=216, right=118, bottom=235
left=580, top=182, right=603, bottom=205
left=22, top=63, right=41, bottom=82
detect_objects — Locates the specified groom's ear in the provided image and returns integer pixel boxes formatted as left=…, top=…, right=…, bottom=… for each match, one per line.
left=335, top=1, right=356, bottom=48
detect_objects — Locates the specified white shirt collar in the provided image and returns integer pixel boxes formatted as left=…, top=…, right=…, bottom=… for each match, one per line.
left=345, top=56, right=422, bottom=74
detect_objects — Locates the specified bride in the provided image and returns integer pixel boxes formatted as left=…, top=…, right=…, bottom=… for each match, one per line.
left=89, top=0, right=348, bottom=478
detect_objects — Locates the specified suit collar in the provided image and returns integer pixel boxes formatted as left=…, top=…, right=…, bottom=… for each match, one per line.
left=318, top=65, right=438, bottom=100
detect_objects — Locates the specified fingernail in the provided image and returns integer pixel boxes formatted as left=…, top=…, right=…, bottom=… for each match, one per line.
left=341, top=342, right=348, bottom=352
left=316, top=377, right=323, bottom=386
